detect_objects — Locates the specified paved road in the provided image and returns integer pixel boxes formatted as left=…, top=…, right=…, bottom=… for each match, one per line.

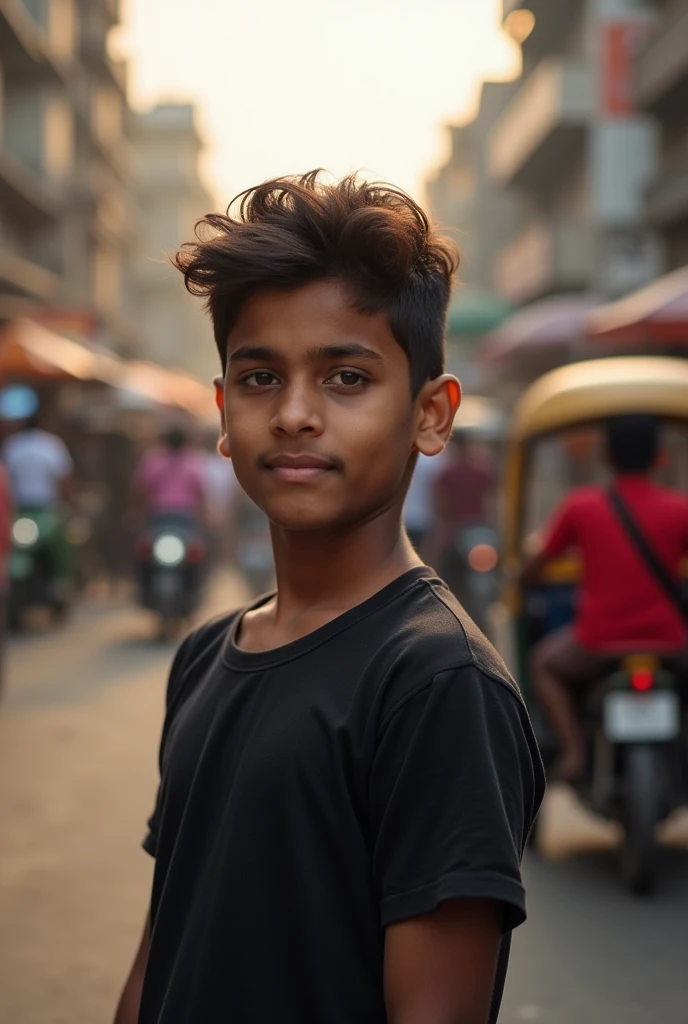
left=501, top=789, right=688, bottom=1023
left=1, top=580, right=688, bottom=1023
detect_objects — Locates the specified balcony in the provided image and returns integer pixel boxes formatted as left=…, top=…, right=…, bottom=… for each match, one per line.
left=636, top=0, right=688, bottom=113
left=0, top=2, right=72, bottom=82
left=494, top=218, right=594, bottom=304
left=80, top=28, right=127, bottom=93
left=0, top=144, right=63, bottom=221
left=0, top=245, right=59, bottom=301
left=645, top=142, right=688, bottom=227
left=489, top=58, right=592, bottom=189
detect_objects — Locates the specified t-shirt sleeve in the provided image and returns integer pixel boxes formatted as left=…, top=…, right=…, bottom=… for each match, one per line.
left=540, top=495, right=579, bottom=560
left=369, top=665, right=544, bottom=933
left=142, top=631, right=199, bottom=858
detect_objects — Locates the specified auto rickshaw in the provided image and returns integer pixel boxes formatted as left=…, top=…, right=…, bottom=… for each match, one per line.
left=491, top=356, right=688, bottom=893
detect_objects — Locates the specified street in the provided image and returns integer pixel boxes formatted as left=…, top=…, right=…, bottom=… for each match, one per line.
left=1, top=582, right=687, bottom=1024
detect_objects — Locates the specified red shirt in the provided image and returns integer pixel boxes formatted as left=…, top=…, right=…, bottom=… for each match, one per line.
left=541, top=476, right=688, bottom=651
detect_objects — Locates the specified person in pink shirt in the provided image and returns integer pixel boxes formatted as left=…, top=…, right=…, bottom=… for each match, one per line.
left=133, top=427, right=208, bottom=523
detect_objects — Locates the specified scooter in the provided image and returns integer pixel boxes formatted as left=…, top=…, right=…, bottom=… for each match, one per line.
left=135, top=515, right=206, bottom=640
left=533, top=651, right=686, bottom=895
left=8, top=508, right=76, bottom=630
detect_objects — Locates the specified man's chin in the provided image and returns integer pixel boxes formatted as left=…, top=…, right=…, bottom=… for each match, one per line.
left=263, top=499, right=349, bottom=535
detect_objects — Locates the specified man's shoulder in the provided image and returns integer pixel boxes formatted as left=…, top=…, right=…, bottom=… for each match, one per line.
left=370, top=574, right=521, bottom=706
left=179, top=610, right=240, bottom=663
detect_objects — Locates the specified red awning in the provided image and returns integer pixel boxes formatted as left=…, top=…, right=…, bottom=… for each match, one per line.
left=481, top=295, right=599, bottom=364
left=587, top=267, right=688, bottom=346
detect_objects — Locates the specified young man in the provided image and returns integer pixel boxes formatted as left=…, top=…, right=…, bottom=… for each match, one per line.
left=114, top=172, right=544, bottom=1024
left=526, top=414, right=688, bottom=781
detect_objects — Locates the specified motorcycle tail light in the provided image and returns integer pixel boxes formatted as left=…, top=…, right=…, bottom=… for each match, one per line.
left=468, top=544, right=499, bottom=573
left=631, top=668, right=654, bottom=692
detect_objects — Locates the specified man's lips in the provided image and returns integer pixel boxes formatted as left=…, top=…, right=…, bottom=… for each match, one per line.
left=261, top=453, right=340, bottom=482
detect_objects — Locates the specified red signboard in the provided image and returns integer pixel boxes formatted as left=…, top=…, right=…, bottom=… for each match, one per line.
left=600, top=19, right=652, bottom=118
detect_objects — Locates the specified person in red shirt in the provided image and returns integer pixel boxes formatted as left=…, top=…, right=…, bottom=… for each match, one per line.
left=525, top=414, right=688, bottom=780
left=430, top=431, right=495, bottom=568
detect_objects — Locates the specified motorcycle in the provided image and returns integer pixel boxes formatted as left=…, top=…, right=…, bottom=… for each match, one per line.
left=551, top=652, right=685, bottom=895
left=135, top=515, right=206, bottom=640
left=8, top=509, right=77, bottom=630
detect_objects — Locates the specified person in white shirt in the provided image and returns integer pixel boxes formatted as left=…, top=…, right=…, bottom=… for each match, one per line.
left=3, top=421, right=74, bottom=509
left=0, top=386, right=75, bottom=598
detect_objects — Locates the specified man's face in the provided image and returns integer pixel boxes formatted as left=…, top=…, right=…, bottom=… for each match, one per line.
left=218, top=279, right=423, bottom=533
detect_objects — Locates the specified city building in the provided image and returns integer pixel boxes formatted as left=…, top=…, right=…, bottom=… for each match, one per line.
left=636, top=0, right=688, bottom=269
left=425, top=81, right=522, bottom=389
left=132, top=103, right=217, bottom=382
left=427, top=80, right=524, bottom=293
left=491, top=0, right=662, bottom=307
left=0, top=0, right=136, bottom=353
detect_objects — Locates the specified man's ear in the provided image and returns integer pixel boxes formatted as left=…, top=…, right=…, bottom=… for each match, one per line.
left=214, top=377, right=231, bottom=459
left=413, top=375, right=461, bottom=457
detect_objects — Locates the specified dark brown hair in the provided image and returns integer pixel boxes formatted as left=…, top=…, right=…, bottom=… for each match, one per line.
left=174, top=170, right=459, bottom=395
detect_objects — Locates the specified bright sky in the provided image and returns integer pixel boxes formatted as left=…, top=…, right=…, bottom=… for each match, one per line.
left=118, top=0, right=518, bottom=208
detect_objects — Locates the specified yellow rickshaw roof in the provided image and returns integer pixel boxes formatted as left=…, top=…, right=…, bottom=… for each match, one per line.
left=510, top=356, right=688, bottom=440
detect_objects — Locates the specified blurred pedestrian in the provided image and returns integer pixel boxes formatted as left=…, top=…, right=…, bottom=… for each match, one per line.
left=131, top=425, right=207, bottom=528
left=403, top=450, right=446, bottom=555
left=0, top=385, right=75, bottom=602
left=430, top=430, right=495, bottom=564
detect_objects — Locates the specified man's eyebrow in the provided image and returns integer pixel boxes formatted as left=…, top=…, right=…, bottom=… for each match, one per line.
left=227, top=345, right=280, bottom=364
left=227, top=343, right=385, bottom=365
left=309, top=344, right=384, bottom=362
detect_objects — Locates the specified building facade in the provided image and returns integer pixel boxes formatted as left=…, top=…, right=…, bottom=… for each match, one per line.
left=132, top=103, right=216, bottom=382
left=426, top=80, right=525, bottom=292
left=0, top=0, right=135, bottom=352
left=636, top=0, right=688, bottom=269
left=491, top=0, right=662, bottom=306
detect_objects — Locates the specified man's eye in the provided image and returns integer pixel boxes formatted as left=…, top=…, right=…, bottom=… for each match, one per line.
left=242, top=371, right=279, bottom=387
left=328, top=370, right=366, bottom=387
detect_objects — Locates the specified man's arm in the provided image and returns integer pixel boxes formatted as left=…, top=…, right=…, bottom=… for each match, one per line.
left=385, top=899, right=501, bottom=1024
left=113, top=909, right=150, bottom=1024
left=520, top=495, right=579, bottom=585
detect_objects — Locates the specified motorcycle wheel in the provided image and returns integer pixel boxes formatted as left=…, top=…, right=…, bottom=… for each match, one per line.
left=621, top=744, right=661, bottom=896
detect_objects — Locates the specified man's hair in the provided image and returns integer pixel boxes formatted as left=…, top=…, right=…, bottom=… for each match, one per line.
left=606, top=414, right=659, bottom=473
left=174, top=171, right=459, bottom=395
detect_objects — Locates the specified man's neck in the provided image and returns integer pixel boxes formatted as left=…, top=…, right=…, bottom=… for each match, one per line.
left=268, top=508, right=422, bottom=626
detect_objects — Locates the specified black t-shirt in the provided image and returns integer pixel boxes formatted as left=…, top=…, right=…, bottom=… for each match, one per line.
left=140, top=566, right=545, bottom=1024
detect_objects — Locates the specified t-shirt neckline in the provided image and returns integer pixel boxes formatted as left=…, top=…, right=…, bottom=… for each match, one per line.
left=222, top=565, right=437, bottom=670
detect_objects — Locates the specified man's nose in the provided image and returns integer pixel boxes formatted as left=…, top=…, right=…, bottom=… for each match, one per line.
left=269, top=381, right=324, bottom=436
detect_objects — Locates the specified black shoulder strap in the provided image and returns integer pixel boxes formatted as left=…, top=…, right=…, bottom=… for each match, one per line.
left=608, top=488, right=688, bottom=627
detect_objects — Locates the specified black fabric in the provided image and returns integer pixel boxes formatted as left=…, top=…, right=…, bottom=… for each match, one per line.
left=609, top=488, right=688, bottom=626
left=140, top=566, right=545, bottom=1024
